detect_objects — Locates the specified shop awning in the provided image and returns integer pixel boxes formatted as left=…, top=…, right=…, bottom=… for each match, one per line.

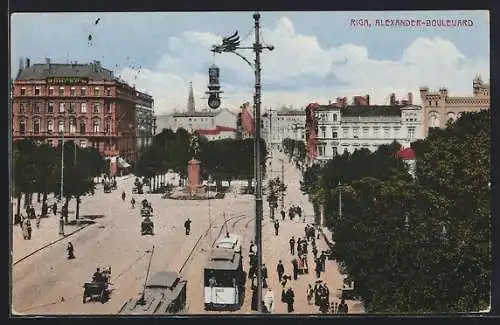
left=118, top=157, right=131, bottom=168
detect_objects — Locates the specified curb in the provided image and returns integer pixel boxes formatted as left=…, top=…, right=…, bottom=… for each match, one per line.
left=13, top=222, right=93, bottom=266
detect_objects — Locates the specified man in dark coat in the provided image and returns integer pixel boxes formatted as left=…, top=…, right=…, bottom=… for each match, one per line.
left=184, top=218, right=191, bottom=235
left=274, top=219, right=280, bottom=236
left=286, top=288, right=295, bottom=312
left=262, top=264, right=268, bottom=288
left=292, top=259, right=299, bottom=280
left=289, top=236, right=295, bottom=255
left=315, top=258, right=322, bottom=278
left=276, top=260, right=285, bottom=282
left=281, top=210, right=285, bottom=221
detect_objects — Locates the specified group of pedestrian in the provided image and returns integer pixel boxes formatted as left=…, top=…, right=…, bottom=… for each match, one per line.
left=304, top=224, right=317, bottom=241
left=312, top=281, right=330, bottom=313
left=288, top=205, right=302, bottom=221
left=331, top=299, right=349, bottom=314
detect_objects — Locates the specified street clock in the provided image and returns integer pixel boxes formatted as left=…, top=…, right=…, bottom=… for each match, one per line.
left=208, top=94, right=221, bottom=109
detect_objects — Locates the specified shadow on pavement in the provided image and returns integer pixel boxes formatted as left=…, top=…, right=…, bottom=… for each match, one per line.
left=66, top=220, right=96, bottom=226
left=80, top=214, right=106, bottom=220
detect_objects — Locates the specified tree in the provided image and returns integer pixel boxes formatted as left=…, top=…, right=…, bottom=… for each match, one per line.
left=267, top=177, right=287, bottom=219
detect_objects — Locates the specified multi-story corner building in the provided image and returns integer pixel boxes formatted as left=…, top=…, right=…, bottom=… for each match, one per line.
left=12, top=58, right=154, bottom=173
left=135, top=91, right=156, bottom=159
left=420, top=75, right=490, bottom=137
left=262, top=106, right=306, bottom=150
left=306, top=93, right=423, bottom=162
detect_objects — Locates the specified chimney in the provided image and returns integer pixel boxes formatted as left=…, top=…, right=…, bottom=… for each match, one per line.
left=390, top=93, right=396, bottom=106
left=328, top=100, right=332, bottom=105
left=25, top=58, right=30, bottom=68
left=407, top=92, right=413, bottom=105
left=366, top=94, right=370, bottom=105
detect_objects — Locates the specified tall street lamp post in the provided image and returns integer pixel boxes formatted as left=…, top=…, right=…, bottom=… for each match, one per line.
left=211, top=12, right=274, bottom=312
left=60, top=130, right=64, bottom=202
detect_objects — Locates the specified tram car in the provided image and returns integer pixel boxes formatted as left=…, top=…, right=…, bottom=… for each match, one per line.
left=203, top=248, right=244, bottom=310
left=118, top=271, right=187, bottom=314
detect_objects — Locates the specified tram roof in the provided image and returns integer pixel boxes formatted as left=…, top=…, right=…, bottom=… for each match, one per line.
left=205, top=248, right=241, bottom=270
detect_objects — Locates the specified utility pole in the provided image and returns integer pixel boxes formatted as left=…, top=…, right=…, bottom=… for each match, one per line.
left=210, top=12, right=273, bottom=312
left=60, top=130, right=64, bottom=202
left=253, top=12, right=264, bottom=312
left=339, top=181, right=342, bottom=221
left=281, top=159, right=285, bottom=213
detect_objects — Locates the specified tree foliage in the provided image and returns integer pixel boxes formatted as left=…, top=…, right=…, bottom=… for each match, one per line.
left=301, top=110, right=490, bottom=312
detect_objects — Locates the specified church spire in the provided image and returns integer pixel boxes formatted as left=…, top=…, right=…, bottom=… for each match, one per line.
left=187, top=81, right=195, bottom=113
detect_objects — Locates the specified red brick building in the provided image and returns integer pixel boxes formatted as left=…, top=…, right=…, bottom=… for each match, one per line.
left=12, top=58, right=154, bottom=172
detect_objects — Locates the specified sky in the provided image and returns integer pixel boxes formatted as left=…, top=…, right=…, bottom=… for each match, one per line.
left=10, top=11, right=490, bottom=115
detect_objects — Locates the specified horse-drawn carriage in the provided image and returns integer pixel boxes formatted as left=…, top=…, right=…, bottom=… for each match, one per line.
left=141, top=217, right=154, bottom=235
left=83, top=266, right=112, bottom=303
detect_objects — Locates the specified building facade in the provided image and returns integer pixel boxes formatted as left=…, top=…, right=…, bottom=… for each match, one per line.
left=307, top=101, right=423, bottom=161
left=135, top=91, right=156, bottom=160
left=12, top=58, right=154, bottom=168
left=156, top=108, right=237, bottom=134
left=421, top=76, right=490, bottom=137
left=196, top=125, right=237, bottom=141
left=262, top=106, right=306, bottom=150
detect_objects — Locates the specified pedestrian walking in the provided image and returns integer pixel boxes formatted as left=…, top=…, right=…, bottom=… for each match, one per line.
left=122, top=191, right=126, bottom=202
left=262, top=264, right=268, bottom=288
left=285, top=288, right=295, bottom=312
left=67, top=242, right=75, bottom=259
left=281, top=210, right=285, bottom=221
left=131, top=197, right=136, bottom=208
left=292, top=259, right=299, bottom=280
left=276, top=260, right=285, bottom=282
left=312, top=246, right=318, bottom=259
left=26, top=220, right=32, bottom=240
left=306, top=284, right=314, bottom=305
left=338, top=299, right=349, bottom=314
left=296, top=238, right=302, bottom=255
left=59, top=215, right=65, bottom=236
left=274, top=219, right=279, bottom=236
left=36, top=213, right=41, bottom=228
left=332, top=302, right=338, bottom=314
left=320, top=251, right=327, bottom=272
left=315, top=258, right=321, bottom=278
left=264, top=288, right=275, bottom=313
left=289, top=236, right=295, bottom=255
left=184, top=218, right=191, bottom=235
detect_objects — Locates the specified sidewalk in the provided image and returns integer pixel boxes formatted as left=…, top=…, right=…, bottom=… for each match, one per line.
left=12, top=215, right=90, bottom=264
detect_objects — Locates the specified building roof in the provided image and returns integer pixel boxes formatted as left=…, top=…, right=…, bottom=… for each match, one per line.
left=396, top=147, right=416, bottom=160
left=197, top=125, right=237, bottom=136
left=341, top=105, right=404, bottom=117
left=205, top=248, right=241, bottom=270
left=146, top=271, right=181, bottom=289
left=276, top=106, right=306, bottom=116
left=172, top=111, right=219, bottom=117
left=16, top=62, right=115, bottom=81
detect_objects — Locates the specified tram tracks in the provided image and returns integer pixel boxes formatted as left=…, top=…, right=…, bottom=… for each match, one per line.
left=178, top=214, right=251, bottom=275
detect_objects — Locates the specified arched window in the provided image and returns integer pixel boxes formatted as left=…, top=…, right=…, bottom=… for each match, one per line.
left=333, top=114, right=337, bottom=122
left=58, top=120, right=65, bottom=132
left=446, top=112, right=456, bottom=124
left=33, top=118, right=41, bottom=134
left=69, top=117, right=77, bottom=133
left=93, top=119, right=100, bottom=133
left=19, top=119, right=26, bottom=134
left=104, top=119, right=111, bottom=133
left=79, top=120, right=86, bottom=135
left=47, top=120, right=54, bottom=134
left=428, top=112, right=440, bottom=128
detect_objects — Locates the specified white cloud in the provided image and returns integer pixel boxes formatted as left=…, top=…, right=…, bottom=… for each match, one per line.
left=119, top=16, right=489, bottom=115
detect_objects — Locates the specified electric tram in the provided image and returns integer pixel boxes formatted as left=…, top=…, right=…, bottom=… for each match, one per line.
left=203, top=248, right=244, bottom=310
